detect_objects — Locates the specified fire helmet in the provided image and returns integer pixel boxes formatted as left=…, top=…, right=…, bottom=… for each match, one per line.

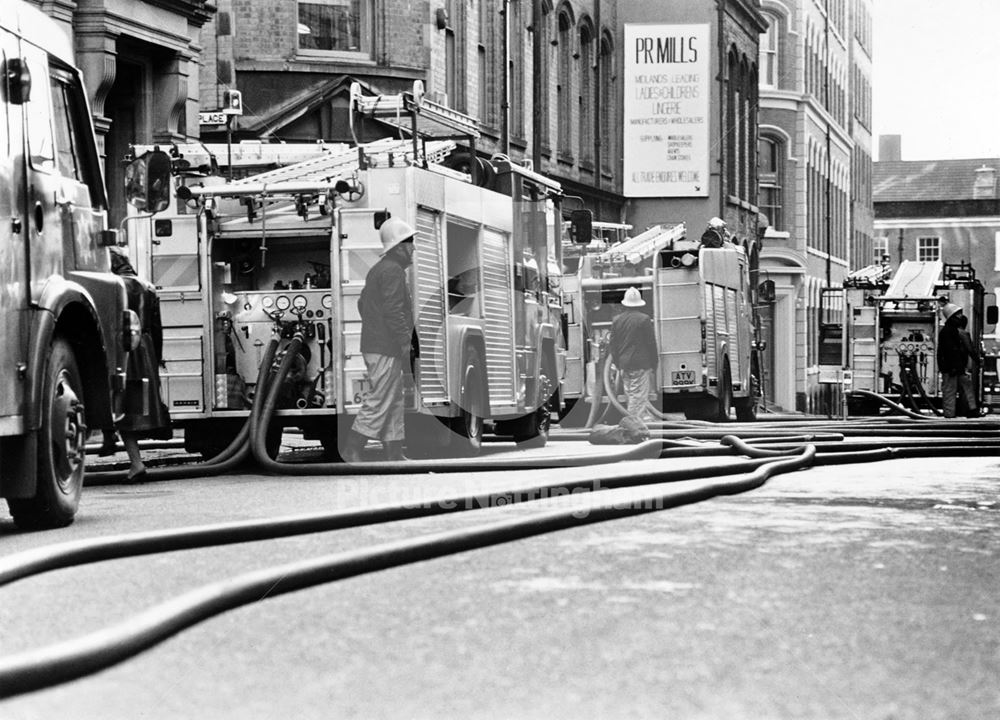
left=941, top=303, right=962, bottom=320
left=379, top=217, right=416, bottom=254
left=622, top=287, right=645, bottom=307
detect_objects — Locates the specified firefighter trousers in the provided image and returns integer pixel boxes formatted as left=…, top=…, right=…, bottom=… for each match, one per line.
left=941, top=371, right=976, bottom=418
left=622, top=368, right=655, bottom=423
left=352, top=352, right=405, bottom=442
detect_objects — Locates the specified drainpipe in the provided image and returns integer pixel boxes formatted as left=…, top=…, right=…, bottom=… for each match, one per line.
left=824, top=11, right=832, bottom=290
left=717, top=0, right=726, bottom=219
left=532, top=0, right=543, bottom=170
left=501, top=0, right=511, bottom=155
left=593, top=0, right=602, bottom=190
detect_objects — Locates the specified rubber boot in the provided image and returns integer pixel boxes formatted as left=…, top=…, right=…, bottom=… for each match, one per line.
left=341, top=430, right=368, bottom=463
left=383, top=440, right=408, bottom=462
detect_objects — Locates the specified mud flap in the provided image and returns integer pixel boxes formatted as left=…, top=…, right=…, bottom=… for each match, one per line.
left=0, top=433, right=38, bottom=498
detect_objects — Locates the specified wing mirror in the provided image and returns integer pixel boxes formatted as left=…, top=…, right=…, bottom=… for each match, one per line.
left=124, top=150, right=172, bottom=214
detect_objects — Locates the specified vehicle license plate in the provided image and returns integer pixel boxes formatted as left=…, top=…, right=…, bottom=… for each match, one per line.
left=671, top=370, right=695, bottom=385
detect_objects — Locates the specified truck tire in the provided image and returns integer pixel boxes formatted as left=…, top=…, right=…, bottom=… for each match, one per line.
left=9, top=337, right=86, bottom=530
left=450, top=346, right=485, bottom=456
left=713, top=362, right=733, bottom=423
left=735, top=359, right=761, bottom=422
left=514, top=357, right=555, bottom=448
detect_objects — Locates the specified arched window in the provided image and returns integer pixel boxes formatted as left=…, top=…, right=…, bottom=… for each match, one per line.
left=556, top=5, right=574, bottom=158
left=758, top=135, right=784, bottom=230
left=509, top=0, right=525, bottom=137
left=538, top=3, right=552, bottom=149
left=478, top=0, right=498, bottom=126
left=578, top=19, right=595, bottom=166
left=759, top=13, right=780, bottom=89
left=444, top=0, right=468, bottom=111
left=599, top=29, right=615, bottom=175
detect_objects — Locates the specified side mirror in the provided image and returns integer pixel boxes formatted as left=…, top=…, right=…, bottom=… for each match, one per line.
left=2, top=57, right=31, bottom=105
left=569, top=209, right=593, bottom=245
left=988, top=305, right=998, bottom=326
left=758, top=279, right=776, bottom=303
left=124, top=150, right=172, bottom=214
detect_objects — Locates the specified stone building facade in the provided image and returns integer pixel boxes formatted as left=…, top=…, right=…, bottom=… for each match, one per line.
left=756, top=0, right=874, bottom=413
left=30, top=0, right=214, bottom=223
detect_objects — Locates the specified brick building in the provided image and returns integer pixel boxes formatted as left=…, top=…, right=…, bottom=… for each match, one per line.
left=756, top=0, right=874, bottom=413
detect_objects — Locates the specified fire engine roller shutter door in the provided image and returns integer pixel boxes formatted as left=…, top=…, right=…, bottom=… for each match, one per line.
left=414, top=207, right=448, bottom=404
left=704, top=283, right=717, bottom=373
left=725, top=286, right=741, bottom=382
left=481, top=227, right=517, bottom=407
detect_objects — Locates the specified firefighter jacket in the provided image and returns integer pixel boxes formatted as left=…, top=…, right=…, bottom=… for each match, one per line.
left=358, top=252, right=414, bottom=357
left=937, top=319, right=969, bottom=375
left=609, top=309, right=658, bottom=371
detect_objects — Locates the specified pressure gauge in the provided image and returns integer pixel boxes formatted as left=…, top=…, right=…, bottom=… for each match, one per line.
left=292, top=295, right=308, bottom=312
left=322, top=294, right=333, bottom=309
left=275, top=295, right=291, bottom=311
left=261, top=296, right=275, bottom=309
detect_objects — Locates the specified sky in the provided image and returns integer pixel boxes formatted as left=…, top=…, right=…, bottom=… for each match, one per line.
left=872, top=0, right=1000, bottom=161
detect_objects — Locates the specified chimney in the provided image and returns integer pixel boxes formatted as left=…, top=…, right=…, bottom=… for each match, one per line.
left=973, top=165, right=997, bottom=199
left=878, top=135, right=902, bottom=161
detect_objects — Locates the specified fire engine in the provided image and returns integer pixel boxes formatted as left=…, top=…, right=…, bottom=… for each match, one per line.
left=566, top=221, right=766, bottom=422
left=2, top=2, right=140, bottom=528
left=822, top=259, right=997, bottom=416
left=123, top=81, right=571, bottom=458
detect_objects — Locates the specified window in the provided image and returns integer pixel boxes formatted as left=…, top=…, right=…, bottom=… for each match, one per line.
left=599, top=31, right=615, bottom=174
left=917, top=236, right=940, bottom=262
left=758, top=136, right=783, bottom=230
left=509, top=0, right=524, bottom=136
left=26, top=60, right=55, bottom=172
left=874, top=235, right=889, bottom=263
left=297, top=0, right=371, bottom=57
left=556, top=8, right=574, bottom=157
left=578, top=22, right=594, bottom=164
left=760, top=15, right=779, bottom=88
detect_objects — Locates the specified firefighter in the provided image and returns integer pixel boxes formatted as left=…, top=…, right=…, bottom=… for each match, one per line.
left=101, top=248, right=172, bottom=482
left=700, top=217, right=729, bottom=248
left=609, top=286, right=659, bottom=425
left=937, top=303, right=978, bottom=418
left=341, top=217, right=416, bottom=462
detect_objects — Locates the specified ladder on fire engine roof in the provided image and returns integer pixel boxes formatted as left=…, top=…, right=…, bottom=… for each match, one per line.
left=229, top=137, right=458, bottom=187
left=884, top=259, right=944, bottom=299
left=592, top=222, right=687, bottom=265
left=844, top=261, right=893, bottom=287
left=131, top=141, right=350, bottom=173
left=184, top=137, right=459, bottom=199
left=349, top=80, right=481, bottom=143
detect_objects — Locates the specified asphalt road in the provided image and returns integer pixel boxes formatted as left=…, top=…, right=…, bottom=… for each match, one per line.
left=0, top=439, right=998, bottom=719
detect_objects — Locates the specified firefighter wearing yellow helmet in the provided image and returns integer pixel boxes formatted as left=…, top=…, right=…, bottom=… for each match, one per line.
left=341, top=217, right=417, bottom=461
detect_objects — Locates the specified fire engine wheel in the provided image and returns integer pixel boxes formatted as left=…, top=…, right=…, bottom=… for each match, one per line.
left=450, top=347, right=485, bottom=456
left=712, top=362, right=733, bottom=423
left=735, top=361, right=761, bottom=422
left=9, top=337, right=86, bottom=530
left=514, top=361, right=555, bottom=448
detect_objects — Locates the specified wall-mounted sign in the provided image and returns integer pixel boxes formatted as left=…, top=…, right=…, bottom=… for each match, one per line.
left=199, top=111, right=227, bottom=126
left=623, top=23, right=710, bottom=198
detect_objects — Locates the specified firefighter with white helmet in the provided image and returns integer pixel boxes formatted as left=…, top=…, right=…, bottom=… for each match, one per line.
left=341, top=217, right=417, bottom=461
left=701, top=217, right=729, bottom=248
left=608, top=286, right=659, bottom=424
left=937, top=302, right=978, bottom=418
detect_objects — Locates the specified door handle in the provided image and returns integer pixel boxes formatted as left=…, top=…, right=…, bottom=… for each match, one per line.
left=34, top=202, right=44, bottom=232
left=11, top=217, right=21, bottom=234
